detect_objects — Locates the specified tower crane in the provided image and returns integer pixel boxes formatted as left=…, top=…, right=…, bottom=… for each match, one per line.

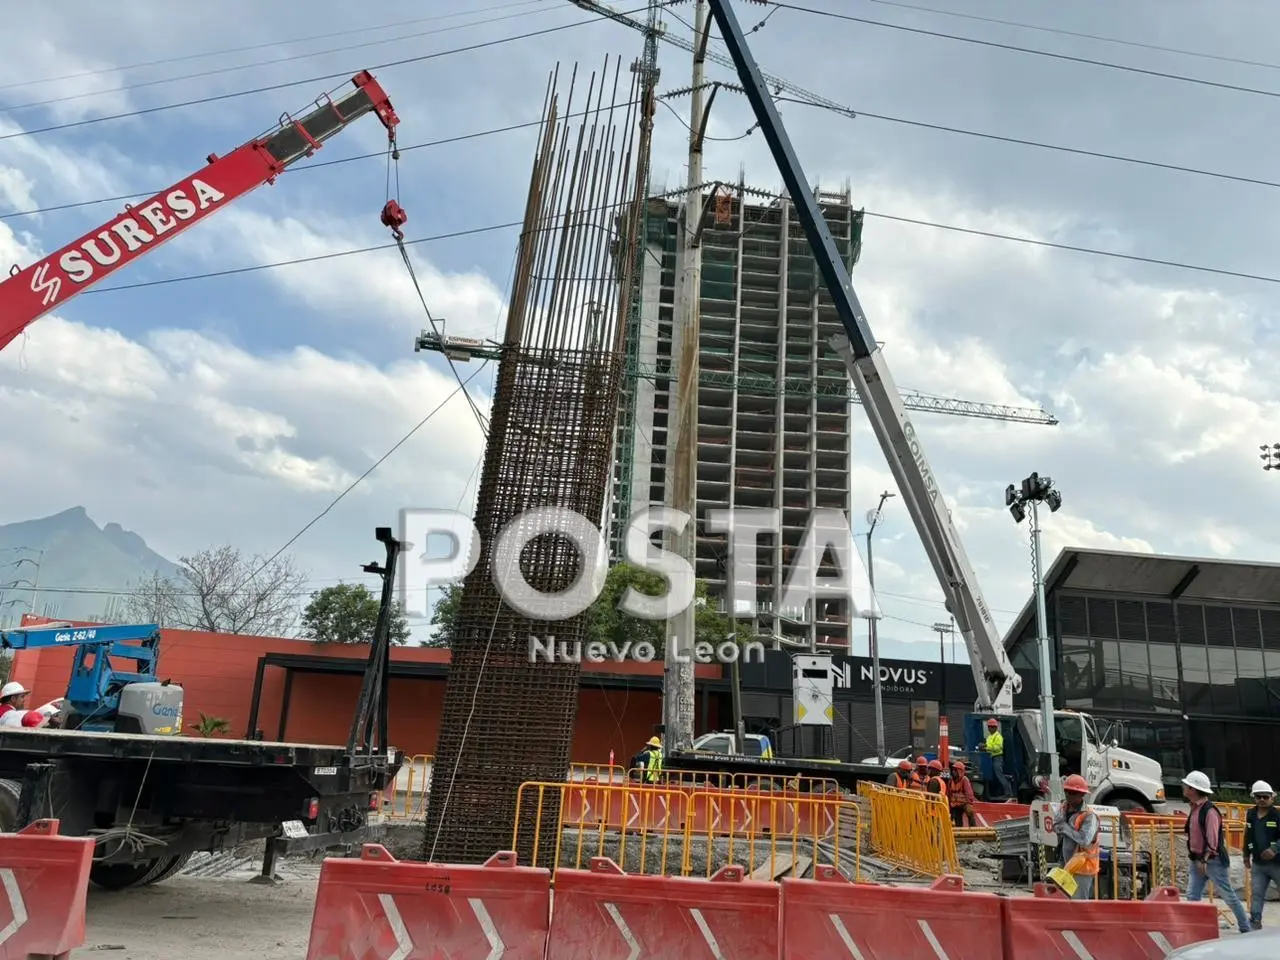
left=569, top=0, right=857, bottom=120
left=416, top=329, right=1056, bottom=425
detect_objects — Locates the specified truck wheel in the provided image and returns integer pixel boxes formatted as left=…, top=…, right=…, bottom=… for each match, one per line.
left=90, top=861, right=160, bottom=890
left=0, top=779, right=21, bottom=832
left=1106, top=796, right=1152, bottom=814
left=142, top=853, right=192, bottom=886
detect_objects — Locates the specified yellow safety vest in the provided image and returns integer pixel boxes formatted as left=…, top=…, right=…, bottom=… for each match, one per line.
left=985, top=731, right=1004, bottom=757
left=646, top=749, right=663, bottom=783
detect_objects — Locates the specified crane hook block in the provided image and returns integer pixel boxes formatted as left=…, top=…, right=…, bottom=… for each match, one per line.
left=381, top=200, right=408, bottom=241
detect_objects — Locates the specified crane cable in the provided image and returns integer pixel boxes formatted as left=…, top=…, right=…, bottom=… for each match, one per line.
left=381, top=140, right=490, bottom=438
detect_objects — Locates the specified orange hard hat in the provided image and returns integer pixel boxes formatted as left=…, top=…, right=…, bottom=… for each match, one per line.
left=951, top=758, right=965, bottom=769
left=897, top=759, right=913, bottom=771
left=986, top=718, right=999, bottom=727
left=928, top=759, right=944, bottom=771
left=916, top=755, right=928, bottom=765
left=1063, top=774, right=1090, bottom=794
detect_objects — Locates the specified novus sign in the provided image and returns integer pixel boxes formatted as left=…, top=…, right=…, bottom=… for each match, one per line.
left=833, top=661, right=934, bottom=697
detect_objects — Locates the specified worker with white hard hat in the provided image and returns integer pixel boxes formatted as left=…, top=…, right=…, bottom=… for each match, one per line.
left=0, top=681, right=46, bottom=729
left=1180, top=770, right=1252, bottom=933
left=1245, top=779, right=1279, bottom=931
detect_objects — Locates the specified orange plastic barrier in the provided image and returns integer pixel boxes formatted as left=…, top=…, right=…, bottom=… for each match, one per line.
left=1002, top=884, right=1220, bottom=959
left=971, top=801, right=1030, bottom=826
left=685, top=791, right=838, bottom=837
left=0, top=819, right=93, bottom=959
left=781, top=869, right=1003, bottom=959
left=561, top=784, right=687, bottom=832
left=548, top=857, right=779, bottom=960
left=305, top=848, right=550, bottom=960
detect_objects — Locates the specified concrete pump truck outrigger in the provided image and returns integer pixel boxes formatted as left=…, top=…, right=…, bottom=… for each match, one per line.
left=657, top=0, right=1165, bottom=811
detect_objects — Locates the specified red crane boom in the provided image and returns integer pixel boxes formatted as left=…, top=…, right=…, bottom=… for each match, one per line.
left=0, top=70, right=402, bottom=352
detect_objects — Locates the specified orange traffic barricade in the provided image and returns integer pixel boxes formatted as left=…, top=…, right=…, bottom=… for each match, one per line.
left=547, top=857, right=779, bottom=959
left=0, top=818, right=93, bottom=959
left=305, top=847, right=550, bottom=959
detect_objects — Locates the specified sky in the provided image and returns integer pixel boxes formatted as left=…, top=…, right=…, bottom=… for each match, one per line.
left=1, top=0, right=1278, bottom=659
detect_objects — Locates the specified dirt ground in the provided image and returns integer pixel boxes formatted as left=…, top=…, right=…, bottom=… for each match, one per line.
left=83, top=868, right=322, bottom=960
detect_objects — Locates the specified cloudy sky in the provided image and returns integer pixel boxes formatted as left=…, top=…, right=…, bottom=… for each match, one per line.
left=1, top=0, right=1276, bottom=656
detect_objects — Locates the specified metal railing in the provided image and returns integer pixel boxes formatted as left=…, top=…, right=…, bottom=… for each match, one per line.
left=512, top=781, right=861, bottom=881
left=857, top=781, right=959, bottom=876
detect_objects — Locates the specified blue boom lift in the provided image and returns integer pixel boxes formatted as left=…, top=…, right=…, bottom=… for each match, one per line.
left=0, top=622, right=183, bottom=734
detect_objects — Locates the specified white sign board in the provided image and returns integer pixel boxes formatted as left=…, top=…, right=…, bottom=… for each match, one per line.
left=1030, top=799, right=1058, bottom=847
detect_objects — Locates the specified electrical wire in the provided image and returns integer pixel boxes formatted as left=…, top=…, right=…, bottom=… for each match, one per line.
left=0, top=4, right=655, bottom=144
left=66, top=195, right=1280, bottom=299
left=0, top=0, right=556, bottom=94
left=765, top=2, right=1280, bottom=102
left=864, top=0, right=1280, bottom=74
left=1, top=3, right=565, bottom=116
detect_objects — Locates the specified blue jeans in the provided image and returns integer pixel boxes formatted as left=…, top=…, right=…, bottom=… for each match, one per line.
left=1072, top=874, right=1094, bottom=900
left=1251, top=860, right=1280, bottom=929
left=1187, top=858, right=1251, bottom=933
left=990, top=754, right=1012, bottom=800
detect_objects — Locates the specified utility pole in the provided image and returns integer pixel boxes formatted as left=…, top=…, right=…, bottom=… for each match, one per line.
left=1006, top=473, right=1063, bottom=802
left=864, top=491, right=894, bottom=764
left=663, top=0, right=709, bottom=751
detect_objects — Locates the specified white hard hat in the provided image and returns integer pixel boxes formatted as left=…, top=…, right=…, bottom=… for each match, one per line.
left=0, top=681, right=28, bottom=699
left=1252, top=781, right=1275, bottom=796
left=1181, top=770, right=1214, bottom=795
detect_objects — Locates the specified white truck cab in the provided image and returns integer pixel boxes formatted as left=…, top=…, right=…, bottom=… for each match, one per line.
left=1018, top=709, right=1166, bottom=811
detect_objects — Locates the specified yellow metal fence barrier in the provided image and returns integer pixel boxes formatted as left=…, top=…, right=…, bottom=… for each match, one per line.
left=511, top=781, right=861, bottom=881
left=382, top=753, right=432, bottom=821
left=860, top=781, right=958, bottom=876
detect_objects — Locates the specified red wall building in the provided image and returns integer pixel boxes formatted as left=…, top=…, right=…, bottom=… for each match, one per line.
left=9, top=616, right=728, bottom=764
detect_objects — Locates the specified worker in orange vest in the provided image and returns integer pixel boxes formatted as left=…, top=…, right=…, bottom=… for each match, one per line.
left=1053, top=774, right=1100, bottom=899
left=889, top=759, right=915, bottom=790
left=924, top=759, right=948, bottom=800
left=948, top=759, right=976, bottom=826
left=913, top=755, right=931, bottom=790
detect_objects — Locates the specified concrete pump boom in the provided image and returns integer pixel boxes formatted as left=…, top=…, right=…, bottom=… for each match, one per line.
left=705, top=0, right=1021, bottom=711
left=0, top=70, right=401, bottom=352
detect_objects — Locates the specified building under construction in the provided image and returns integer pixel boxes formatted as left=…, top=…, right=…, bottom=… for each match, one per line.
left=609, top=186, right=864, bottom=651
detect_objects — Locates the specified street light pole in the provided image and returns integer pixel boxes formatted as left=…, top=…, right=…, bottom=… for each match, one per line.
left=1006, top=473, right=1063, bottom=803
left=865, top=491, right=894, bottom=764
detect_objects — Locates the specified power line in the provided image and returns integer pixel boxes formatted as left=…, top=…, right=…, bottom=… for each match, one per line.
left=0, top=0, right=555, bottom=93
left=0, top=4, right=653, bottom=144
left=767, top=1, right=1280, bottom=102
left=66, top=195, right=1280, bottom=300
left=865, top=0, right=1280, bottom=73
left=2, top=3, right=563, bottom=115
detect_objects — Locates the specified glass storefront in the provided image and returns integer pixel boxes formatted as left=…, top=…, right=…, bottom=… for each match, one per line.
left=1011, top=591, right=1280, bottom=783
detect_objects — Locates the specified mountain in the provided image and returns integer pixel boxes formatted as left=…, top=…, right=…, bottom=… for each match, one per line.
left=0, top=507, right=181, bottom=624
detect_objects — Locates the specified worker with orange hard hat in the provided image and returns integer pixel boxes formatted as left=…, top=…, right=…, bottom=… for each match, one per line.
left=948, top=758, right=976, bottom=826
left=978, top=716, right=1012, bottom=801
left=923, top=758, right=947, bottom=800
left=889, top=759, right=916, bottom=791
left=1052, top=774, right=1100, bottom=900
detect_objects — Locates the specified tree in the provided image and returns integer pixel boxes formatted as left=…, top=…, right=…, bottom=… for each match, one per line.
left=426, top=582, right=463, bottom=648
left=300, top=582, right=410, bottom=646
left=429, top=564, right=735, bottom=650
left=122, top=546, right=308, bottom=636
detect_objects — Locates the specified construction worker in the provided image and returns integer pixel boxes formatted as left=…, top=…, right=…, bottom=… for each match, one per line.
left=1181, top=770, right=1252, bottom=933
left=631, top=735, right=663, bottom=784
left=978, top=717, right=1011, bottom=801
left=923, top=759, right=947, bottom=800
left=0, top=682, right=46, bottom=728
left=948, top=759, right=976, bottom=827
left=913, top=755, right=930, bottom=790
left=889, top=758, right=915, bottom=790
left=1052, top=774, right=1100, bottom=900
left=1244, top=779, right=1279, bottom=931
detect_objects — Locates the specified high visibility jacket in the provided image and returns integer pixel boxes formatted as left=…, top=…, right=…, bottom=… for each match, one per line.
left=949, top=775, right=975, bottom=808
left=925, top=775, right=947, bottom=800
left=645, top=748, right=663, bottom=783
left=984, top=731, right=1004, bottom=757
left=1059, top=808, right=1100, bottom=876
left=889, top=771, right=914, bottom=790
